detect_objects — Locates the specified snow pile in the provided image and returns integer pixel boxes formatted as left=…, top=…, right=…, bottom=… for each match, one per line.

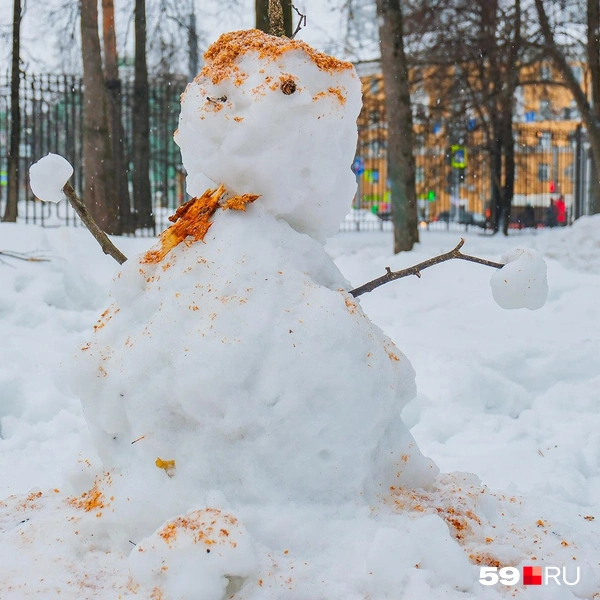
left=29, top=153, right=73, bottom=203
left=535, top=215, right=600, bottom=275
left=490, top=247, right=548, bottom=310
left=2, top=222, right=600, bottom=598
left=129, top=508, right=256, bottom=600
left=175, top=30, right=361, bottom=241
left=2, top=29, right=599, bottom=600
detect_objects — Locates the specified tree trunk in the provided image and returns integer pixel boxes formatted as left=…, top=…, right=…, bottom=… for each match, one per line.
left=256, top=0, right=269, bottom=34
left=500, top=112, right=515, bottom=236
left=188, top=4, right=199, bottom=80
left=102, top=0, right=134, bottom=233
left=81, top=0, right=121, bottom=234
left=375, top=0, right=419, bottom=253
left=3, top=0, right=21, bottom=223
left=535, top=0, right=600, bottom=213
left=133, top=0, right=154, bottom=231
left=256, top=0, right=293, bottom=37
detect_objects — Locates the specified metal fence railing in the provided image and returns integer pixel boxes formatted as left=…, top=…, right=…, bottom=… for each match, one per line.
left=0, top=72, right=591, bottom=235
left=0, top=73, right=187, bottom=234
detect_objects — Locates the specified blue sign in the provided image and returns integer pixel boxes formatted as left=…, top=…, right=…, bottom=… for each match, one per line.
left=0, top=171, right=6, bottom=187
left=525, top=111, right=536, bottom=123
left=352, top=157, right=365, bottom=175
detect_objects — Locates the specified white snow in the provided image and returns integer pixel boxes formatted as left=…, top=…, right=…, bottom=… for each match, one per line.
left=1, top=220, right=600, bottom=598
left=2, top=29, right=600, bottom=600
left=490, top=247, right=548, bottom=310
left=28, top=153, right=73, bottom=203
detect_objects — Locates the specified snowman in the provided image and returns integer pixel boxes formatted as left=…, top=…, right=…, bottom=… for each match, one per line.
left=70, top=27, right=438, bottom=549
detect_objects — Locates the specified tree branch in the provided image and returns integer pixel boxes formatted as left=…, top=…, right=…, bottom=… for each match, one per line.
left=349, top=239, right=504, bottom=298
left=62, top=182, right=128, bottom=264
left=290, top=4, right=306, bottom=39
left=0, top=250, right=50, bottom=262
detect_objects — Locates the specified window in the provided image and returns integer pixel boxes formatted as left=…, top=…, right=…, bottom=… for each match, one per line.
left=539, top=99, right=552, bottom=120
left=538, top=163, right=550, bottom=181
left=538, top=131, right=552, bottom=148
left=540, top=64, right=552, bottom=81
left=415, top=166, right=425, bottom=184
left=414, top=134, right=425, bottom=149
left=369, top=78, right=381, bottom=95
left=572, top=65, right=583, bottom=84
left=368, top=110, right=381, bottom=125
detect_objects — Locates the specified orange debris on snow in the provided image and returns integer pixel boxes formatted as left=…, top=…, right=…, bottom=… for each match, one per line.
left=197, top=29, right=353, bottom=88
left=141, top=186, right=260, bottom=264
left=142, top=186, right=225, bottom=264
left=155, top=457, right=176, bottom=477
left=222, top=193, right=259, bottom=212
left=68, top=473, right=112, bottom=512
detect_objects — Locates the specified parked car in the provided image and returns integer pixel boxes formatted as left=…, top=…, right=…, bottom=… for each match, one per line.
left=434, top=210, right=486, bottom=227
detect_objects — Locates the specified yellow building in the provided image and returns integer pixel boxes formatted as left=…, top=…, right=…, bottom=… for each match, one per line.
left=354, top=61, right=584, bottom=224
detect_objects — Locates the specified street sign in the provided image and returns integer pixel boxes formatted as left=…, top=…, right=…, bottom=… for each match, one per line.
left=352, top=157, right=365, bottom=175
left=0, top=171, right=7, bottom=187
left=451, top=145, right=467, bottom=168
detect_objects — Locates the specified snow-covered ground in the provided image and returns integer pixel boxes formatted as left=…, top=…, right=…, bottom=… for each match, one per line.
left=1, top=218, right=599, bottom=598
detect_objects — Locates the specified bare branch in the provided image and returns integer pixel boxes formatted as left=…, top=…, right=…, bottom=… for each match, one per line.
left=62, top=182, right=128, bottom=265
left=0, top=250, right=50, bottom=262
left=349, top=239, right=504, bottom=298
left=290, top=4, right=306, bottom=39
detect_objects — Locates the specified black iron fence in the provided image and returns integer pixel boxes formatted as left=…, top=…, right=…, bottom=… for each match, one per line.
left=0, top=72, right=592, bottom=235
left=0, top=73, right=187, bottom=234
left=341, top=100, right=591, bottom=232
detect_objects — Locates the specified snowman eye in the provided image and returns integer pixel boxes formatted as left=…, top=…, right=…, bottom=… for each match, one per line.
left=207, top=95, right=227, bottom=103
left=281, top=79, right=297, bottom=95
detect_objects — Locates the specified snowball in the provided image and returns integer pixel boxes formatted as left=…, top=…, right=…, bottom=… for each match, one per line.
left=129, top=508, right=256, bottom=600
left=175, top=30, right=362, bottom=242
left=490, top=247, right=548, bottom=310
left=29, top=153, right=73, bottom=203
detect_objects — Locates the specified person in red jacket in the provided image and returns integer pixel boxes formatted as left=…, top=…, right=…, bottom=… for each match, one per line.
left=555, top=194, right=567, bottom=226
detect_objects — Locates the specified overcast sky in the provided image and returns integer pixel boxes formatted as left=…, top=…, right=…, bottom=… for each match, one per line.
left=0, top=0, right=378, bottom=75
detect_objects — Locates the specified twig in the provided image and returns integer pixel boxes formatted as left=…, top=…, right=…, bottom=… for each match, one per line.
left=0, top=250, right=50, bottom=262
left=62, top=182, right=128, bottom=265
left=290, top=4, right=307, bottom=39
left=349, top=239, right=504, bottom=298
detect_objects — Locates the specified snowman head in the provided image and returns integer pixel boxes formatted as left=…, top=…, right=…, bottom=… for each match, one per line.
left=174, top=29, right=362, bottom=242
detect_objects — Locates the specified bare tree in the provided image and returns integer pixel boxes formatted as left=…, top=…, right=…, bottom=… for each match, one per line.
left=256, top=0, right=293, bottom=37
left=405, top=0, right=523, bottom=235
left=80, top=0, right=121, bottom=234
left=375, top=0, right=419, bottom=253
left=102, top=0, right=134, bottom=233
left=534, top=0, right=600, bottom=213
left=3, top=0, right=22, bottom=223
left=133, top=0, right=154, bottom=230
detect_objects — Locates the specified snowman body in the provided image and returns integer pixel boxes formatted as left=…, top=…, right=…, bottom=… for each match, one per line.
left=72, top=30, right=437, bottom=537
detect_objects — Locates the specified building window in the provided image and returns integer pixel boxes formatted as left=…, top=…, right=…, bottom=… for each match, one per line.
left=415, top=134, right=424, bottom=148
left=538, top=130, right=552, bottom=148
left=368, top=110, right=381, bottom=125
left=540, top=64, right=552, bottom=81
left=539, top=99, right=552, bottom=120
left=538, top=163, right=550, bottom=182
left=415, top=166, right=425, bottom=183
left=572, top=65, right=583, bottom=84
